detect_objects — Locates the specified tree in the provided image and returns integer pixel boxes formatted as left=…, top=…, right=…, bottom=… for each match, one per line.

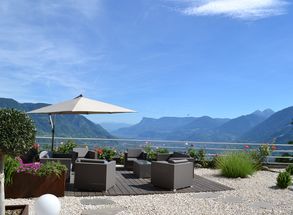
left=0, top=109, right=36, bottom=214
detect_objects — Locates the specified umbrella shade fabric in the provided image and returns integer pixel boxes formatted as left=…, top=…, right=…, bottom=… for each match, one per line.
left=28, top=95, right=135, bottom=152
left=28, top=95, right=135, bottom=114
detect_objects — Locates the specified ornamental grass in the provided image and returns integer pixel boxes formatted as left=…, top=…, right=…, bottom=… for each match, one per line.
left=216, top=152, right=258, bottom=178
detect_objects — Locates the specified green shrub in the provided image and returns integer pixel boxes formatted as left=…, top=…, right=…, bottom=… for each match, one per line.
left=4, top=156, right=20, bottom=185
left=117, top=152, right=125, bottom=165
left=56, top=140, right=77, bottom=153
left=286, top=164, right=293, bottom=175
left=257, top=144, right=274, bottom=164
left=207, top=155, right=220, bottom=169
left=196, top=149, right=208, bottom=168
left=0, top=109, right=36, bottom=156
left=144, top=144, right=156, bottom=161
left=216, top=152, right=258, bottom=178
left=156, top=147, right=169, bottom=154
left=37, top=161, right=67, bottom=178
left=187, top=148, right=196, bottom=158
left=277, top=171, right=292, bottom=189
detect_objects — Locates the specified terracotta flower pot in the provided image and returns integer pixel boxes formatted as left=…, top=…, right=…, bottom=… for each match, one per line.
left=5, top=172, right=66, bottom=198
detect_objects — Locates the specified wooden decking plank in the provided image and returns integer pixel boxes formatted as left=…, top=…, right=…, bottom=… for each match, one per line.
left=65, top=169, right=232, bottom=197
left=118, top=171, right=144, bottom=195
left=116, top=172, right=138, bottom=195
left=120, top=172, right=153, bottom=194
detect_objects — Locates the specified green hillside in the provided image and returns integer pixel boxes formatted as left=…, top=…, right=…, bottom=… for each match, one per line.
left=0, top=98, right=112, bottom=138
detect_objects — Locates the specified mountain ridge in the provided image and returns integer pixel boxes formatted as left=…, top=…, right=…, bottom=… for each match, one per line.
left=112, top=109, right=278, bottom=142
left=0, top=98, right=113, bottom=138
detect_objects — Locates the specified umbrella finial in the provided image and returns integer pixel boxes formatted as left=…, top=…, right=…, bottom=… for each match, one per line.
left=75, top=94, right=83, bottom=99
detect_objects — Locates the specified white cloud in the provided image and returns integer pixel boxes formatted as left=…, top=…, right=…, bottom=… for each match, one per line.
left=176, top=0, right=288, bottom=20
left=0, top=0, right=105, bottom=101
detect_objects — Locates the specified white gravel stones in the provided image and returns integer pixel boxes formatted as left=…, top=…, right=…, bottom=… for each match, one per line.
left=5, top=168, right=293, bottom=215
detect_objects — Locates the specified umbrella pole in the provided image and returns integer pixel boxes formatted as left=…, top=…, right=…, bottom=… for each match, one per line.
left=49, top=114, right=56, bottom=152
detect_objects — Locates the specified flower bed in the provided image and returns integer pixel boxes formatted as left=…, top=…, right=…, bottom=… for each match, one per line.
left=5, top=157, right=67, bottom=198
left=5, top=172, right=66, bottom=198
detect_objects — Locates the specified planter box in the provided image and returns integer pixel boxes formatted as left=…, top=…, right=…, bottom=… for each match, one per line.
left=5, top=205, right=29, bottom=215
left=5, top=172, right=66, bottom=198
left=156, top=153, right=172, bottom=161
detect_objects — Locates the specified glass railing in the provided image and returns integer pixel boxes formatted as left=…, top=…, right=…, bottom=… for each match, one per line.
left=36, top=136, right=293, bottom=165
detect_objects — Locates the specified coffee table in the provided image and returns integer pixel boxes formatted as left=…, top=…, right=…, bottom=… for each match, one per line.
left=133, top=160, right=151, bottom=178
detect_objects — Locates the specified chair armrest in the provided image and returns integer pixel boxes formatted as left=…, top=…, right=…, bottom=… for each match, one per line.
left=85, top=150, right=97, bottom=159
left=142, top=152, right=147, bottom=160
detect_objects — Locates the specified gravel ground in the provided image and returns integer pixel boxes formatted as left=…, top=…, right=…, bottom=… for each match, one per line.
left=6, top=168, right=293, bottom=215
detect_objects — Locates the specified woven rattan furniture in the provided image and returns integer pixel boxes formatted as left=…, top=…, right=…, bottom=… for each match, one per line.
left=133, top=160, right=151, bottom=178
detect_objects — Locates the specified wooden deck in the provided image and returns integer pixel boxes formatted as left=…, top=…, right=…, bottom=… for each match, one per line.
left=65, top=169, right=232, bottom=197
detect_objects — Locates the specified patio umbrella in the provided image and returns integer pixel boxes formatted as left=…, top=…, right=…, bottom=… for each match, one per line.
left=28, top=95, right=135, bottom=151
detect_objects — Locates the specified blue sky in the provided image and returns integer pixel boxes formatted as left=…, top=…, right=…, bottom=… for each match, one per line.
left=0, top=0, right=292, bottom=124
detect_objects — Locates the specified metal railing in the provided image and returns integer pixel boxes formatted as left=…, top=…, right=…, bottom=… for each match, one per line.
left=36, top=136, right=293, bottom=165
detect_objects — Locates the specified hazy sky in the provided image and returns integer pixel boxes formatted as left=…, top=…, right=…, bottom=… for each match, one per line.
left=0, top=0, right=292, bottom=124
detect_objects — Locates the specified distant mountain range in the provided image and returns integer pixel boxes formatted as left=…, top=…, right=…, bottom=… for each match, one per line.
left=241, top=107, right=293, bottom=143
left=0, top=98, right=112, bottom=138
left=112, top=108, right=293, bottom=143
left=1, top=97, right=292, bottom=143
left=99, top=122, right=133, bottom=132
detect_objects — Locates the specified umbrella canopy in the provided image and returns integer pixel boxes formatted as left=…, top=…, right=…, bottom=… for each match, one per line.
left=28, top=94, right=135, bottom=114
left=28, top=95, right=135, bottom=151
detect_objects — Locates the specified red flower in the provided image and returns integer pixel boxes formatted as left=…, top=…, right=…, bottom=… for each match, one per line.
left=97, top=148, right=103, bottom=155
left=271, top=145, right=277, bottom=150
left=244, top=145, right=250, bottom=149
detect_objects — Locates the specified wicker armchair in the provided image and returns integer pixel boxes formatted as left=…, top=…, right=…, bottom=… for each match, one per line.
left=151, top=160, right=193, bottom=191
left=74, top=158, right=116, bottom=191
left=124, top=148, right=147, bottom=170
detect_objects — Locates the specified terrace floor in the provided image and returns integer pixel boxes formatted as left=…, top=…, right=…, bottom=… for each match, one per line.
left=65, top=169, right=232, bottom=197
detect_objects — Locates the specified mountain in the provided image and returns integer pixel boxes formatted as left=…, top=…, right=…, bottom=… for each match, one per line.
left=0, top=98, right=112, bottom=138
left=113, top=116, right=230, bottom=140
left=166, top=116, right=230, bottom=141
left=99, top=122, right=133, bottom=132
left=213, top=109, right=274, bottom=141
left=113, top=117, right=196, bottom=139
left=241, top=107, right=293, bottom=143
left=112, top=109, right=276, bottom=142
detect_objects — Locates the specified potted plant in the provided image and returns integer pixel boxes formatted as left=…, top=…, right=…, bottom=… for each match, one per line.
left=5, top=158, right=67, bottom=198
left=143, top=144, right=156, bottom=161
left=96, top=147, right=117, bottom=161
left=0, top=109, right=36, bottom=214
left=55, top=140, right=77, bottom=154
left=155, top=148, right=171, bottom=161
